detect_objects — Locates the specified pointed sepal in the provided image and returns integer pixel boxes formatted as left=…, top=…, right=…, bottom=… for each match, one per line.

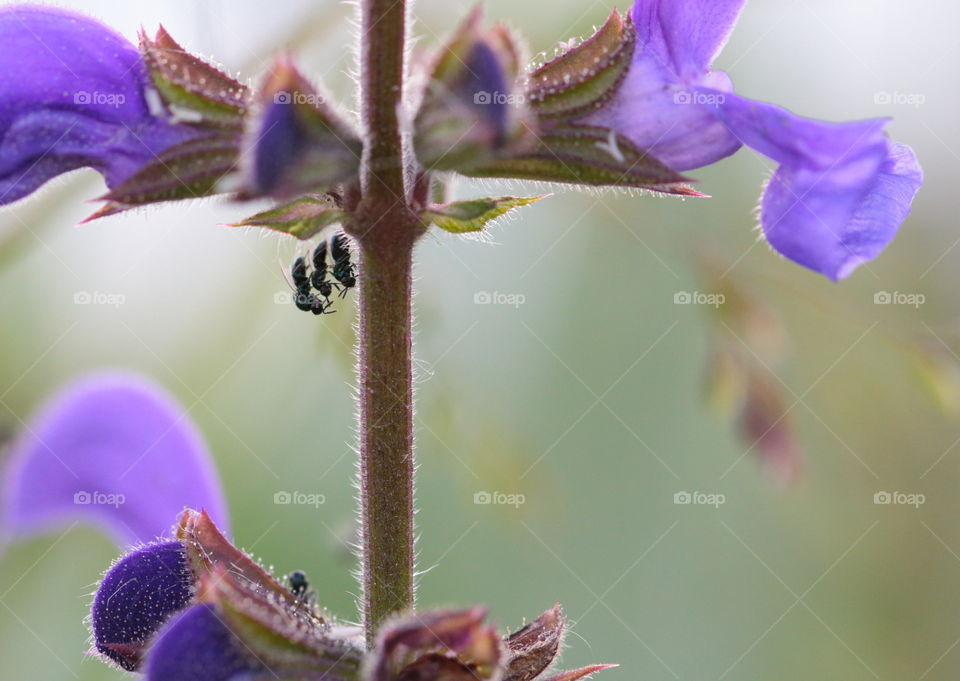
left=176, top=509, right=300, bottom=606
left=140, top=25, right=250, bottom=130
left=228, top=194, right=346, bottom=239
left=423, top=195, right=548, bottom=234
left=541, top=665, right=619, bottom=681
left=527, top=10, right=635, bottom=119
left=503, top=604, right=565, bottom=681
left=465, top=125, right=699, bottom=193
left=197, top=567, right=364, bottom=679
left=84, top=134, right=240, bottom=220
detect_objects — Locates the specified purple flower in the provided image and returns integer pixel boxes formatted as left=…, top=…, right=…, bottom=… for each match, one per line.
left=0, top=5, right=200, bottom=205
left=581, top=0, right=923, bottom=280
left=713, top=96, right=923, bottom=280
left=1, top=371, right=228, bottom=548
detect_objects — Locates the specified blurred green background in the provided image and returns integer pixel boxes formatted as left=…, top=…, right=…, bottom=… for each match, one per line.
left=0, top=0, right=956, bottom=680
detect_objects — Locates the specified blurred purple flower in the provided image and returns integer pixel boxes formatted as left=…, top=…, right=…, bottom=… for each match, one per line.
left=0, top=4, right=201, bottom=205
left=581, top=0, right=923, bottom=280
left=1, top=371, right=228, bottom=548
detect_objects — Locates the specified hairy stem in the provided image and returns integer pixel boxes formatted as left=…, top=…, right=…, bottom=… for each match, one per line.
left=355, top=0, right=420, bottom=646
left=360, top=0, right=408, bottom=201
left=355, top=227, right=417, bottom=646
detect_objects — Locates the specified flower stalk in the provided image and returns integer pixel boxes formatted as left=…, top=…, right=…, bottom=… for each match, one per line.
left=354, top=0, right=422, bottom=646
left=353, top=224, right=420, bottom=646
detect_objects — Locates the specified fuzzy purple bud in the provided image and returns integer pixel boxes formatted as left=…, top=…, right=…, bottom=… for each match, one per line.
left=91, top=541, right=194, bottom=670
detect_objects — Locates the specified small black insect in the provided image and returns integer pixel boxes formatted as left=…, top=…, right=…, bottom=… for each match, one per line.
left=290, top=257, right=333, bottom=315
left=329, top=232, right=357, bottom=297
left=287, top=569, right=310, bottom=599
left=291, top=256, right=310, bottom=292
left=286, top=569, right=320, bottom=615
left=310, top=240, right=334, bottom=301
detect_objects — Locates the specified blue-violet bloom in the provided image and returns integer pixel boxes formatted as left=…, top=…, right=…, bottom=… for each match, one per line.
left=0, top=5, right=201, bottom=205
left=581, top=0, right=923, bottom=280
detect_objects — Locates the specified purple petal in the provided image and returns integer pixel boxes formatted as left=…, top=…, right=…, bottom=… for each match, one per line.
left=579, top=0, right=744, bottom=169
left=715, top=94, right=923, bottom=280
left=630, top=0, right=746, bottom=80
left=1, top=371, right=229, bottom=548
left=91, top=541, right=194, bottom=671
left=0, top=5, right=199, bottom=205
left=145, top=603, right=265, bottom=681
